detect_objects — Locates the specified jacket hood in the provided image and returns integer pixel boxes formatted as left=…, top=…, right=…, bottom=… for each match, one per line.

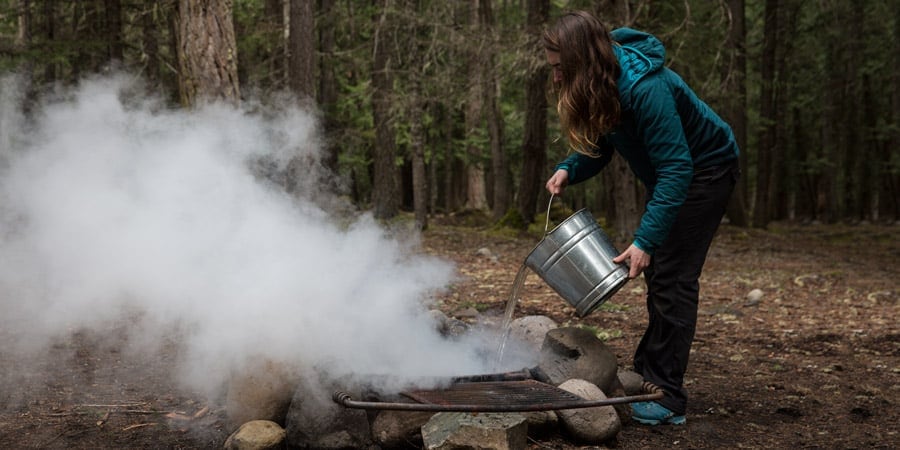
left=610, top=28, right=666, bottom=95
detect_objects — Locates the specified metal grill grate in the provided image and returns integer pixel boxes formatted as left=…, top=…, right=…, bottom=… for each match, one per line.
left=333, top=378, right=664, bottom=412
left=403, top=379, right=583, bottom=407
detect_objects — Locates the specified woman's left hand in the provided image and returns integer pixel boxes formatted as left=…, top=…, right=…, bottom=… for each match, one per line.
left=613, top=244, right=651, bottom=278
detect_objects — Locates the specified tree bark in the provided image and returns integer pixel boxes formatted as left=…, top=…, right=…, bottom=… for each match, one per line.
left=607, top=153, right=640, bottom=240
left=479, top=0, right=509, bottom=220
left=175, top=0, right=241, bottom=107
left=770, top=1, right=799, bottom=220
left=722, top=0, right=749, bottom=227
left=371, top=0, right=400, bottom=219
left=141, top=0, right=161, bottom=88
left=43, top=0, right=56, bottom=83
left=889, top=8, right=900, bottom=221
left=752, top=0, right=778, bottom=228
left=104, top=0, right=123, bottom=62
left=595, top=0, right=640, bottom=238
left=410, top=99, right=428, bottom=230
left=288, top=0, right=315, bottom=100
left=463, top=0, right=488, bottom=211
left=317, top=0, right=339, bottom=175
left=516, top=0, right=549, bottom=224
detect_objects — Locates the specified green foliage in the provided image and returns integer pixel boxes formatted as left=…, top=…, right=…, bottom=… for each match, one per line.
left=573, top=323, right=624, bottom=341
left=459, top=300, right=491, bottom=313
left=1, top=0, right=896, bottom=222
left=494, top=208, right=527, bottom=230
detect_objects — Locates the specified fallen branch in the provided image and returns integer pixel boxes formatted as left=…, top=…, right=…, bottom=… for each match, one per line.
left=75, top=403, right=148, bottom=408
left=122, top=423, right=157, bottom=431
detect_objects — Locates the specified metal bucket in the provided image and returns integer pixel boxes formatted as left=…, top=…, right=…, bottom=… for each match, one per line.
left=525, top=209, right=629, bottom=317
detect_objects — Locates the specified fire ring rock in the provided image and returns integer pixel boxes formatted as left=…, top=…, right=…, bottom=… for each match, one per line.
left=371, top=410, right=435, bottom=448
left=224, top=420, right=286, bottom=450
left=534, top=327, right=618, bottom=394
left=555, top=379, right=622, bottom=444
left=508, top=315, right=558, bottom=354
left=421, top=412, right=528, bottom=450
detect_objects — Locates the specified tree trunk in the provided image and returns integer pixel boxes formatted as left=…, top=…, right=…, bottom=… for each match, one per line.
left=516, top=0, right=549, bottom=224
left=479, top=0, right=508, bottom=220
left=104, top=0, right=123, bottom=62
left=889, top=10, right=900, bottom=221
left=463, top=0, right=487, bottom=211
left=752, top=0, right=778, bottom=228
left=15, top=0, right=31, bottom=62
left=288, top=0, right=315, bottom=100
left=847, top=4, right=866, bottom=221
left=43, top=0, right=56, bottom=83
left=410, top=99, right=428, bottom=230
left=596, top=0, right=641, bottom=238
left=175, top=0, right=241, bottom=107
left=318, top=0, right=339, bottom=175
left=141, top=0, right=161, bottom=88
left=820, top=1, right=846, bottom=223
left=371, top=0, right=399, bottom=219
left=770, top=1, right=799, bottom=221
left=722, top=0, right=749, bottom=227
left=608, top=153, right=640, bottom=240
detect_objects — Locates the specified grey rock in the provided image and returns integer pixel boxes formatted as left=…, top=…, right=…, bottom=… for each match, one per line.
left=522, top=410, right=559, bottom=438
left=422, top=412, right=528, bottom=450
left=371, top=410, right=435, bottom=448
left=225, top=358, right=296, bottom=428
left=617, top=369, right=644, bottom=396
left=535, top=327, right=619, bottom=393
left=555, top=379, right=621, bottom=444
left=427, top=308, right=471, bottom=339
left=508, top=315, right=558, bottom=354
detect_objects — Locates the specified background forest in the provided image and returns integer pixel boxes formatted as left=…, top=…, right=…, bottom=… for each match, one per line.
left=1, top=0, right=898, bottom=235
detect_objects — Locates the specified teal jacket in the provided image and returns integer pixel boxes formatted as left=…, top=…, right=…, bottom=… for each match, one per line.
left=555, top=28, right=738, bottom=254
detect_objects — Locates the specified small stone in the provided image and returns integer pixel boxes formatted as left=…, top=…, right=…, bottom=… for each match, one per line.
left=746, top=289, right=764, bottom=304
left=475, top=247, right=494, bottom=258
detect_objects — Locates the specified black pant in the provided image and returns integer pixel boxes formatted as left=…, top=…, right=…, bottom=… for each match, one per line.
left=633, top=160, right=739, bottom=415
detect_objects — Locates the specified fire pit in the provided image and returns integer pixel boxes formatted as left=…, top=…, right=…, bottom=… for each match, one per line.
left=333, top=370, right=663, bottom=412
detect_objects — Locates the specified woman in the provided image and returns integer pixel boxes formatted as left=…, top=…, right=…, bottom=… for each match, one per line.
left=543, top=11, right=739, bottom=426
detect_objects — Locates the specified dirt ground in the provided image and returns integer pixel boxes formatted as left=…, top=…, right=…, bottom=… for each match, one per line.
left=1, top=217, right=897, bottom=449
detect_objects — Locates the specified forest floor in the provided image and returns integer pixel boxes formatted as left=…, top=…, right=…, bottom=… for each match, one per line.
left=0, top=216, right=897, bottom=449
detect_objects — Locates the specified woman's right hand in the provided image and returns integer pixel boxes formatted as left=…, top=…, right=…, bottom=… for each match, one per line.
left=546, top=169, right=569, bottom=195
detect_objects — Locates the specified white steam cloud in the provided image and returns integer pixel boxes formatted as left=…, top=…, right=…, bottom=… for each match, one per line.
left=0, top=74, right=522, bottom=400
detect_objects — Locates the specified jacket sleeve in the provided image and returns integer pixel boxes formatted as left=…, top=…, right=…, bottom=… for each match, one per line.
left=553, top=140, right=613, bottom=185
left=630, top=76, right=694, bottom=254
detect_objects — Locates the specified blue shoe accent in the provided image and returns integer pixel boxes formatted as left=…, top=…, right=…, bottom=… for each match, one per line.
left=631, top=401, right=686, bottom=425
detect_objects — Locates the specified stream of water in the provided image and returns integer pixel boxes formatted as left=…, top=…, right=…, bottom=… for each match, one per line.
left=494, top=264, right=529, bottom=370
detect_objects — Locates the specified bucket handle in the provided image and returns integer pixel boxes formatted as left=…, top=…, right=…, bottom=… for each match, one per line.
left=542, top=196, right=607, bottom=239
left=543, top=193, right=555, bottom=234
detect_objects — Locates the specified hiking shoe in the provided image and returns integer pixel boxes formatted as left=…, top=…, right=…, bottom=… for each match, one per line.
left=631, top=401, right=686, bottom=425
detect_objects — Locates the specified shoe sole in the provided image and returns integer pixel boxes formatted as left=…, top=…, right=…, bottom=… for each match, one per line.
left=633, top=415, right=687, bottom=426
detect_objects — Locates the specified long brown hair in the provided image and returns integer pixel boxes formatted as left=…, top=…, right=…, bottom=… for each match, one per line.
left=543, top=11, right=620, bottom=155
